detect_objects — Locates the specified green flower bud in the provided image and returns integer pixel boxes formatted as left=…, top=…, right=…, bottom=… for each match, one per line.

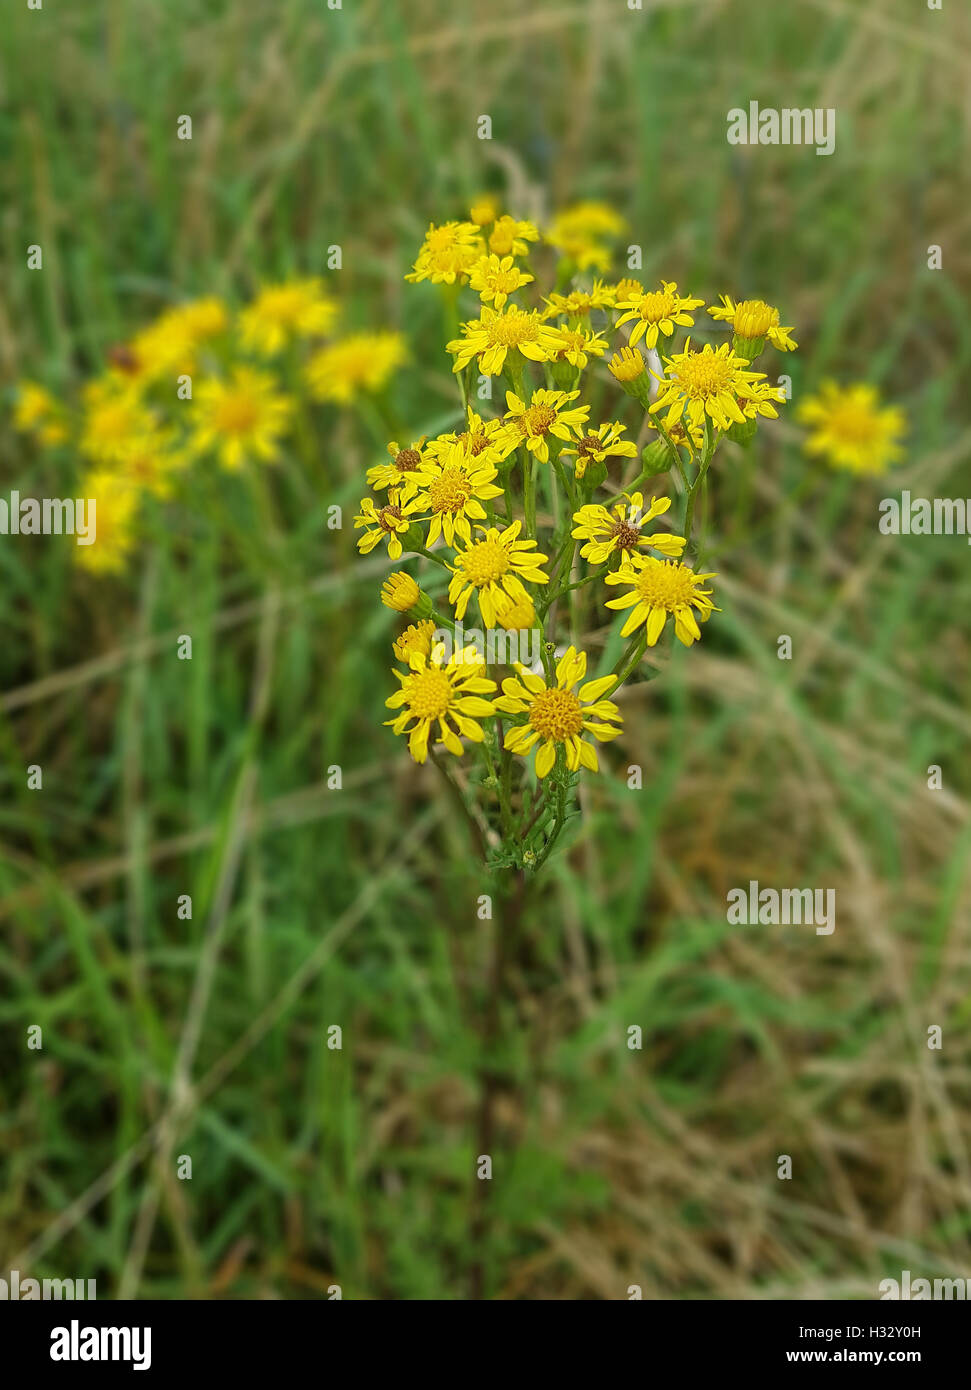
left=640, top=437, right=674, bottom=476
left=732, top=333, right=765, bottom=362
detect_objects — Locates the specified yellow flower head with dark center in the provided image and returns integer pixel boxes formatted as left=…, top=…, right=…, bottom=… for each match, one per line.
left=80, top=378, right=156, bottom=466
left=560, top=420, right=637, bottom=478
left=607, top=345, right=647, bottom=384
left=446, top=305, right=561, bottom=377
left=542, top=281, right=617, bottom=320
left=405, top=221, right=483, bottom=285
left=385, top=641, right=497, bottom=764
left=468, top=254, right=534, bottom=310
left=306, top=332, right=406, bottom=404
left=615, top=280, right=705, bottom=350
left=412, top=438, right=504, bottom=548
left=447, top=521, right=550, bottom=629
left=496, top=645, right=622, bottom=777
left=354, top=493, right=425, bottom=561
left=392, top=619, right=437, bottom=664
left=191, top=367, right=293, bottom=470
left=381, top=571, right=421, bottom=612
left=545, top=325, right=609, bottom=371
left=14, top=381, right=68, bottom=445
left=501, top=388, right=590, bottom=464
left=469, top=195, right=501, bottom=227
left=367, top=438, right=428, bottom=496
left=650, top=341, right=776, bottom=433
left=239, top=279, right=338, bottom=355
left=75, top=470, right=140, bottom=575
left=425, top=407, right=518, bottom=465
left=488, top=216, right=540, bottom=258
left=604, top=554, right=718, bottom=647
left=130, top=297, right=229, bottom=382
left=572, top=492, right=686, bottom=564
left=796, top=381, right=905, bottom=475
left=708, top=295, right=796, bottom=353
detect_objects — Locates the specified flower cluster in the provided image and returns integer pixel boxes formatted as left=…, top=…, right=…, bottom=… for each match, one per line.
left=366, top=199, right=800, bottom=870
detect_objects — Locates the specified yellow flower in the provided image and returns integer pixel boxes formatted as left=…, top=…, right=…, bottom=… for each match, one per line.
left=392, top=619, right=437, bottom=663
left=571, top=492, right=686, bottom=563
left=611, top=277, right=644, bottom=304
left=615, top=281, right=704, bottom=350
left=545, top=324, right=609, bottom=371
left=468, top=254, right=534, bottom=310
left=494, top=592, right=537, bottom=631
left=306, top=332, right=407, bottom=403
left=604, top=554, right=718, bottom=647
left=546, top=202, right=626, bottom=271
left=496, top=646, right=622, bottom=777
left=75, top=470, right=139, bottom=575
left=381, top=571, right=421, bottom=612
left=447, top=521, right=550, bottom=628
left=385, top=641, right=497, bottom=763
left=191, top=367, right=293, bottom=470
left=412, top=438, right=504, bottom=548
left=113, top=427, right=188, bottom=498
left=405, top=221, right=483, bottom=285
left=446, top=305, right=561, bottom=378
left=542, top=281, right=616, bottom=320
left=367, top=439, right=427, bottom=496
left=80, top=378, right=156, bottom=465
left=354, top=494, right=424, bottom=560
left=469, top=195, right=501, bottom=227
left=607, top=345, right=647, bottom=385
left=708, top=295, right=796, bottom=355
left=488, top=216, right=539, bottom=258
left=650, top=341, right=778, bottom=433
left=796, top=381, right=905, bottom=475
left=239, top=279, right=338, bottom=355
left=14, top=381, right=68, bottom=445
left=425, top=407, right=518, bottom=464
left=502, top=388, right=590, bottom=464
left=560, top=421, right=638, bottom=478
left=129, top=297, right=228, bottom=382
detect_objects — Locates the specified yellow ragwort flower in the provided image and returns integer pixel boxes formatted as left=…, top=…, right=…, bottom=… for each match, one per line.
left=496, top=646, right=622, bottom=777
left=560, top=420, right=637, bottom=479
left=405, top=221, right=483, bottom=285
left=468, top=254, right=534, bottom=310
left=708, top=295, right=796, bottom=355
left=306, top=332, right=407, bottom=403
left=546, top=202, right=625, bottom=271
left=488, top=216, right=540, bottom=258
left=392, top=619, right=437, bottom=664
left=424, top=407, right=518, bottom=464
left=604, top=554, right=718, bottom=647
left=191, top=367, right=293, bottom=470
left=796, top=381, right=905, bottom=475
left=113, top=426, right=188, bottom=498
left=411, top=438, right=504, bottom=548
left=385, top=641, right=497, bottom=763
left=608, top=345, right=647, bottom=384
left=650, top=341, right=779, bottom=434
left=545, top=324, right=609, bottom=371
left=129, top=297, right=228, bottom=382
left=469, top=195, right=501, bottom=227
left=75, top=470, right=140, bottom=575
left=14, top=382, right=68, bottom=445
left=571, top=492, right=686, bottom=564
left=447, top=305, right=561, bottom=378
left=354, top=494, right=424, bottom=560
left=79, top=378, right=156, bottom=466
left=239, top=279, right=338, bottom=355
left=502, top=388, right=590, bottom=464
left=542, top=281, right=617, bottom=320
left=494, top=592, right=537, bottom=631
left=381, top=571, right=422, bottom=612
left=367, top=439, right=427, bottom=497
left=615, top=281, right=704, bottom=350
left=447, top=521, right=550, bottom=628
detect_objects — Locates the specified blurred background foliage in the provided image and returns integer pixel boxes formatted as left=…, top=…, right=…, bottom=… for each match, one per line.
left=1, top=0, right=970, bottom=1299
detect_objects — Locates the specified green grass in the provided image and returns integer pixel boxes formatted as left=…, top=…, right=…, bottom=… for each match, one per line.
left=1, top=0, right=970, bottom=1299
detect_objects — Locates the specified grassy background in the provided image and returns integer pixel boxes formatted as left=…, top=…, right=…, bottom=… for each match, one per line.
left=1, top=0, right=970, bottom=1299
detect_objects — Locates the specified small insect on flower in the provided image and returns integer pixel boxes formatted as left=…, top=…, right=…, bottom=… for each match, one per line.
left=306, top=332, right=407, bottom=404
left=447, top=521, right=550, bottom=629
left=496, top=645, right=622, bottom=777
left=707, top=295, right=796, bottom=356
left=367, top=439, right=428, bottom=497
left=468, top=254, right=534, bottom=310
left=354, top=494, right=425, bottom=560
left=385, top=642, right=497, bottom=764
left=560, top=420, right=637, bottom=479
left=501, top=389, right=590, bottom=464
left=615, top=281, right=705, bottom=350
left=796, top=381, right=905, bottom=475
left=191, top=367, right=294, bottom=470
left=572, top=492, right=686, bottom=564
left=405, top=221, right=484, bottom=286
left=650, top=341, right=780, bottom=434
left=604, top=555, right=718, bottom=647
left=239, top=279, right=338, bottom=356
left=446, top=305, right=561, bottom=378
left=411, top=438, right=504, bottom=548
